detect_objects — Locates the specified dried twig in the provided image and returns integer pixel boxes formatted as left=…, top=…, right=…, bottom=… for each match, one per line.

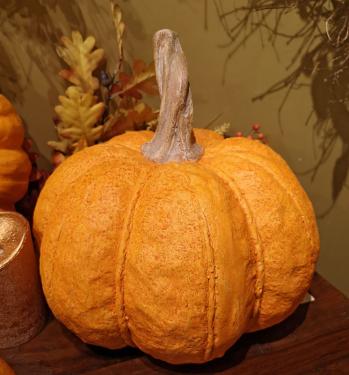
left=213, top=0, right=349, bottom=206
left=110, top=0, right=125, bottom=74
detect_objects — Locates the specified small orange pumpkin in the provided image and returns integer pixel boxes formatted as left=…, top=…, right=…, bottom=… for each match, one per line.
left=0, top=95, right=31, bottom=211
left=34, top=30, right=319, bottom=364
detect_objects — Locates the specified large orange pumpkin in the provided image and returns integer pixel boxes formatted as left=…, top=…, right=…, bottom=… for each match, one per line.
left=0, top=95, right=31, bottom=211
left=34, top=30, right=319, bottom=364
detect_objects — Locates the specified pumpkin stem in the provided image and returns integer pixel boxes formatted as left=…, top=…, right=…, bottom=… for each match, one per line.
left=141, top=29, right=203, bottom=163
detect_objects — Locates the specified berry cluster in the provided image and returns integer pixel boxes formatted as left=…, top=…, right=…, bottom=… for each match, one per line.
left=234, top=123, right=267, bottom=144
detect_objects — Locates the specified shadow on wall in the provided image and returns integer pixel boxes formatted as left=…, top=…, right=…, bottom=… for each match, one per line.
left=0, top=0, right=125, bottom=102
left=0, top=1, right=89, bottom=102
left=213, top=0, right=349, bottom=215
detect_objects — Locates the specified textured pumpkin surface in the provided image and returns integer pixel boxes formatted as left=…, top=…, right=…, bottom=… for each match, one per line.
left=0, top=95, right=31, bottom=210
left=34, top=128, right=319, bottom=364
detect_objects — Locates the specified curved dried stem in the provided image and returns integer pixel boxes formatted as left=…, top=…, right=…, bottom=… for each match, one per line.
left=141, top=29, right=203, bottom=163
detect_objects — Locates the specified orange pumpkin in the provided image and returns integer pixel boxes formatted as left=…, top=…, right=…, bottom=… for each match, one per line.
left=34, top=30, right=319, bottom=364
left=0, top=95, right=31, bottom=211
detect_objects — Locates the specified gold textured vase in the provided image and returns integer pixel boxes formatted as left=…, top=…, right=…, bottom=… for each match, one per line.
left=0, top=211, right=46, bottom=348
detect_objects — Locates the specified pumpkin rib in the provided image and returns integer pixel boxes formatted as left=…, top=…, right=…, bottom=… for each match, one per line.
left=162, top=177, right=212, bottom=362
left=34, top=143, right=143, bottom=243
left=178, top=168, right=235, bottom=361
left=122, top=165, right=228, bottom=363
left=116, top=165, right=154, bottom=347
left=0, top=115, right=24, bottom=149
left=224, top=143, right=319, bottom=263
left=40, top=216, right=65, bottom=307
left=203, top=148, right=317, bottom=330
left=35, top=144, right=117, bottom=242
left=211, top=138, right=317, bottom=258
left=181, top=173, right=218, bottom=361
left=41, top=158, right=150, bottom=349
left=225, top=152, right=316, bottom=329
left=0, top=179, right=30, bottom=204
left=208, top=141, right=317, bottom=261
left=197, top=201, right=217, bottom=361
left=230, top=152, right=315, bottom=260
left=200, top=161, right=265, bottom=320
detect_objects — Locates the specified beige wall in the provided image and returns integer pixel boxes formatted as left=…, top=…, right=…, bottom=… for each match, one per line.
left=0, top=0, right=348, bottom=295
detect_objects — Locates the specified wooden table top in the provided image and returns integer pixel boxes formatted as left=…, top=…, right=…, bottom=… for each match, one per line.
left=1, top=273, right=348, bottom=375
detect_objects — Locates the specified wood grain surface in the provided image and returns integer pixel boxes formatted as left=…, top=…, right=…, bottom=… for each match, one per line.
left=0, top=274, right=348, bottom=375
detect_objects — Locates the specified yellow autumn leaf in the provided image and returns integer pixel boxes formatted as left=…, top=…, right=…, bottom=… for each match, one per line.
left=111, top=1, right=125, bottom=69
left=57, top=31, right=104, bottom=92
left=49, top=86, right=104, bottom=153
left=212, top=122, right=231, bottom=135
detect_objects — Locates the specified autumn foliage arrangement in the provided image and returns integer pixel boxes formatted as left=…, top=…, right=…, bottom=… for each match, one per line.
left=48, top=2, right=269, bottom=168
left=49, top=2, right=159, bottom=167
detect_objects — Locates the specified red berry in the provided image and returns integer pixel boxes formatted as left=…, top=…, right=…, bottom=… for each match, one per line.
left=52, top=151, right=66, bottom=167
left=25, top=138, right=33, bottom=148
left=252, top=123, right=261, bottom=132
left=235, top=131, right=243, bottom=137
left=257, top=132, right=265, bottom=140
left=247, top=134, right=253, bottom=139
left=53, top=116, right=60, bottom=125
